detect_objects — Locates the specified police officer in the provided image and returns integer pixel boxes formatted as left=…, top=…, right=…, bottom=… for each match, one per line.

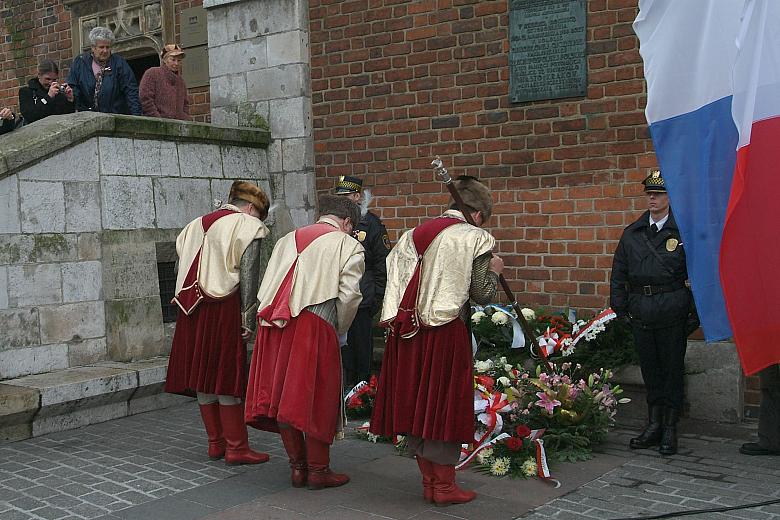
left=610, top=169, right=698, bottom=456
left=334, top=175, right=391, bottom=389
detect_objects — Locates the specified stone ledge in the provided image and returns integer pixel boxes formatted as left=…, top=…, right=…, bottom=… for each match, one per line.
left=0, top=112, right=271, bottom=180
left=0, top=357, right=191, bottom=442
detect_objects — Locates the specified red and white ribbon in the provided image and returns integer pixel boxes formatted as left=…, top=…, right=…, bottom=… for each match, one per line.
left=571, top=308, right=617, bottom=348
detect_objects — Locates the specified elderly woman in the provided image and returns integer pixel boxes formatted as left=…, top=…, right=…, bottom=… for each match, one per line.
left=139, top=44, right=190, bottom=120
left=19, top=60, right=75, bottom=124
left=67, top=27, right=141, bottom=115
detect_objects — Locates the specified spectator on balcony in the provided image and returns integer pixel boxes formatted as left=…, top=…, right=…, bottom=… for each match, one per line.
left=140, top=44, right=190, bottom=121
left=19, top=60, right=75, bottom=124
left=68, top=27, right=142, bottom=116
left=0, top=107, right=18, bottom=135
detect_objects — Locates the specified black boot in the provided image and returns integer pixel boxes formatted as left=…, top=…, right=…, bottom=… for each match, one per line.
left=658, top=407, right=679, bottom=456
left=630, top=405, right=663, bottom=449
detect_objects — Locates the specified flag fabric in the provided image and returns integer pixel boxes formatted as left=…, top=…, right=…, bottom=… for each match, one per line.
left=634, top=0, right=780, bottom=375
left=722, top=1, right=780, bottom=374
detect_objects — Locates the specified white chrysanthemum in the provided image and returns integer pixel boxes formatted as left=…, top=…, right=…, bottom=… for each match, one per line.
left=474, top=360, right=494, bottom=373
left=476, top=447, right=494, bottom=463
left=491, top=312, right=509, bottom=325
left=490, top=457, right=511, bottom=476
left=367, top=433, right=379, bottom=443
left=521, top=308, right=536, bottom=320
left=497, top=376, right=511, bottom=387
left=521, top=458, right=537, bottom=477
left=471, top=311, right=486, bottom=324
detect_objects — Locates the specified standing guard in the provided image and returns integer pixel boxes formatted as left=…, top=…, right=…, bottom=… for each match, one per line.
left=610, top=169, right=698, bottom=456
left=334, top=175, right=391, bottom=389
left=165, top=181, right=271, bottom=465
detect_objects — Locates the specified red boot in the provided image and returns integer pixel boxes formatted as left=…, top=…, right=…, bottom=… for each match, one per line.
left=416, top=456, right=435, bottom=502
left=305, top=436, right=349, bottom=490
left=219, top=403, right=270, bottom=465
left=431, top=463, right=476, bottom=506
left=280, top=428, right=307, bottom=487
left=198, top=403, right=226, bottom=460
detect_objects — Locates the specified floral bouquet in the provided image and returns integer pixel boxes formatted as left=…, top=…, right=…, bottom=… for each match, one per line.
left=344, top=375, right=378, bottom=419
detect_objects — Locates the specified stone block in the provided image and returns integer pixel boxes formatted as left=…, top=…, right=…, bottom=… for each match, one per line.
left=153, top=178, right=213, bottom=229
left=218, top=0, right=302, bottom=37
left=0, top=266, right=6, bottom=310
left=101, top=238, right=158, bottom=300
left=177, top=143, right=223, bottom=178
left=246, top=64, right=308, bottom=101
left=68, top=337, right=108, bottom=367
left=0, top=383, right=39, bottom=442
left=210, top=73, right=248, bottom=108
left=211, top=106, right=239, bottom=127
left=33, top=402, right=128, bottom=437
left=237, top=100, right=270, bottom=129
left=62, top=261, right=103, bottom=302
left=206, top=7, right=231, bottom=47
left=267, top=139, right=283, bottom=174
left=101, top=176, right=155, bottom=230
left=7, top=264, right=62, bottom=307
left=134, top=139, right=179, bottom=177
left=98, top=137, right=136, bottom=176
left=210, top=37, right=268, bottom=78
left=221, top=146, right=268, bottom=180
left=5, top=365, right=135, bottom=407
left=290, top=207, right=315, bottom=228
left=0, top=344, right=69, bottom=380
left=19, top=181, right=66, bottom=233
left=267, top=29, right=308, bottom=67
left=129, top=393, right=192, bottom=415
left=0, top=176, right=20, bottom=234
left=17, top=140, right=100, bottom=182
left=268, top=96, right=311, bottom=139
left=270, top=171, right=286, bottom=204
left=211, top=179, right=234, bottom=205
left=105, top=297, right=166, bottom=361
left=283, top=170, right=315, bottom=211
left=64, top=182, right=102, bottom=232
left=281, top=137, right=314, bottom=172
left=0, top=308, right=40, bottom=350
left=0, top=234, right=78, bottom=264
left=685, top=341, right=743, bottom=423
left=77, top=233, right=102, bottom=261
left=39, top=301, right=105, bottom=344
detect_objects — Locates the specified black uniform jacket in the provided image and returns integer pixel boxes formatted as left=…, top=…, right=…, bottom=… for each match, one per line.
left=354, top=211, right=391, bottom=312
left=19, top=78, right=75, bottom=125
left=610, top=210, right=693, bottom=329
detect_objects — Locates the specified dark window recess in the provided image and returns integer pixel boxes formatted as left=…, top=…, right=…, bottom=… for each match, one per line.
left=158, top=261, right=178, bottom=323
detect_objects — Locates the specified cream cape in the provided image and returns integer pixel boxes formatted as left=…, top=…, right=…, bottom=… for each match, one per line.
left=381, top=210, right=495, bottom=328
left=175, top=205, right=269, bottom=298
left=256, top=217, right=365, bottom=335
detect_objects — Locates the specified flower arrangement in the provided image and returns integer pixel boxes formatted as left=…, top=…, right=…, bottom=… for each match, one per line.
left=344, top=375, right=378, bottom=419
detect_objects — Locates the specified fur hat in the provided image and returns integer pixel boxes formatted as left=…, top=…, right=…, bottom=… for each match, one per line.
left=228, top=181, right=269, bottom=220
left=453, top=176, right=493, bottom=220
left=318, top=194, right=360, bottom=226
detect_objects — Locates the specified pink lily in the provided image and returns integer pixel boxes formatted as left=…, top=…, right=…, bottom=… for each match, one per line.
left=535, top=392, right=561, bottom=414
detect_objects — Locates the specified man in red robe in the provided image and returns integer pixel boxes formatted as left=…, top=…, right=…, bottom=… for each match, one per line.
left=371, top=177, right=503, bottom=506
left=165, top=181, right=270, bottom=465
left=245, top=195, right=365, bottom=490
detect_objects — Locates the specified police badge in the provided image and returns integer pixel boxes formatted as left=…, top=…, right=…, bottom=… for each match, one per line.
left=356, top=230, right=367, bottom=242
left=665, top=238, right=679, bottom=252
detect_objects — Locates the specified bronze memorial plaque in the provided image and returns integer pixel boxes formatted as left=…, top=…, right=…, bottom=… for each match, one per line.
left=509, top=0, right=587, bottom=103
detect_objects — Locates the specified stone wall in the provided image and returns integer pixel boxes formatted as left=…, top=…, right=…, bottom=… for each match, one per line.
left=0, top=112, right=273, bottom=380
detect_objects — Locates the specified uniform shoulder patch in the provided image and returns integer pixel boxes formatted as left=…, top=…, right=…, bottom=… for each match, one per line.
left=382, top=233, right=391, bottom=250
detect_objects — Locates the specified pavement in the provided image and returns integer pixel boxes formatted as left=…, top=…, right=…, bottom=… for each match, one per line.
left=1, top=401, right=779, bottom=520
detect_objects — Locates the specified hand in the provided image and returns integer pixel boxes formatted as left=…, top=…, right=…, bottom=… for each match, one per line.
left=48, top=81, right=61, bottom=98
left=489, top=254, right=504, bottom=275
left=64, top=84, right=74, bottom=102
left=241, top=327, right=253, bottom=343
left=0, top=108, right=13, bottom=120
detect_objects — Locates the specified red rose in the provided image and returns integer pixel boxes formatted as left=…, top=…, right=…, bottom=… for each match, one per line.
left=515, top=425, right=532, bottom=438
left=347, top=395, right=362, bottom=408
left=505, top=437, right=524, bottom=451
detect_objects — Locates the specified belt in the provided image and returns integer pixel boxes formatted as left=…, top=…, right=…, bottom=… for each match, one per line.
left=628, top=280, right=686, bottom=296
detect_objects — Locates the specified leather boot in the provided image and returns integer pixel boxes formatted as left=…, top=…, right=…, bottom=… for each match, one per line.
left=415, top=455, right=435, bottom=503
left=219, top=403, right=270, bottom=465
left=430, top=462, right=476, bottom=506
left=280, top=428, right=307, bottom=487
left=199, top=403, right=226, bottom=460
left=659, top=407, right=679, bottom=456
left=305, top=436, right=349, bottom=490
left=629, top=405, right=663, bottom=449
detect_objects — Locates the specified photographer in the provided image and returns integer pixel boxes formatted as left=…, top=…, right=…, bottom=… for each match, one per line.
left=19, top=60, right=75, bottom=124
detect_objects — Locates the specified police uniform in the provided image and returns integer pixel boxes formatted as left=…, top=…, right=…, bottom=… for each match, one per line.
left=610, top=170, right=697, bottom=456
left=334, top=176, right=391, bottom=388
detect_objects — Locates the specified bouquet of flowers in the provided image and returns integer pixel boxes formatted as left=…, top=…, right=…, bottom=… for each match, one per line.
left=344, top=375, right=378, bottom=419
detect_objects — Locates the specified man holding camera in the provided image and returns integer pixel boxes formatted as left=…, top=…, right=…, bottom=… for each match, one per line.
left=19, top=60, right=75, bottom=125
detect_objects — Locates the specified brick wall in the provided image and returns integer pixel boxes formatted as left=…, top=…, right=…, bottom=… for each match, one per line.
left=0, top=0, right=210, bottom=121
left=310, top=0, right=653, bottom=310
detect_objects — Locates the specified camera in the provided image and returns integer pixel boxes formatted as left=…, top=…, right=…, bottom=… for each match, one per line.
left=58, top=84, right=67, bottom=93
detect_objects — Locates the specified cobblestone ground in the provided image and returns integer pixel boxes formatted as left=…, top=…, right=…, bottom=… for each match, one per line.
left=0, top=401, right=778, bottom=520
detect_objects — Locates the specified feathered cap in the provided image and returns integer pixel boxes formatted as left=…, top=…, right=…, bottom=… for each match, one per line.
left=228, top=181, right=269, bottom=220
left=454, top=175, right=493, bottom=220
left=642, top=169, right=666, bottom=193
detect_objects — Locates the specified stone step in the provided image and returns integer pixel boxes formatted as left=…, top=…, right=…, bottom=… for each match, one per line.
left=0, top=357, right=190, bottom=442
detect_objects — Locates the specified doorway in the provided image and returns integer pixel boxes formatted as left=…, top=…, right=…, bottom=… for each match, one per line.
left=127, top=53, right=160, bottom=84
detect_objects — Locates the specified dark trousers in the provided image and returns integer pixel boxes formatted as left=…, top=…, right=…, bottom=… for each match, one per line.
left=758, top=364, right=780, bottom=451
left=342, top=307, right=374, bottom=388
left=631, top=321, right=687, bottom=410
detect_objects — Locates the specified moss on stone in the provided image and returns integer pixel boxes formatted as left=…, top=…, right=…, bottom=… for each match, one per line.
left=30, top=234, right=70, bottom=263
left=237, top=103, right=270, bottom=131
